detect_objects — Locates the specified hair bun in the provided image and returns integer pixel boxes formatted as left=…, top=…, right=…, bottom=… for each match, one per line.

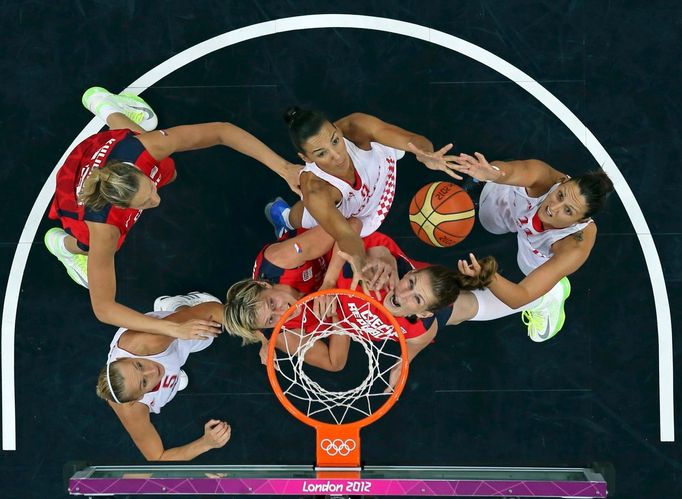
left=283, top=106, right=301, bottom=127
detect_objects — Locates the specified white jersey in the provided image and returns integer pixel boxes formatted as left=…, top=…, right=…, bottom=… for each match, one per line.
left=300, top=138, right=404, bottom=237
left=107, top=312, right=214, bottom=414
left=479, top=182, right=592, bottom=275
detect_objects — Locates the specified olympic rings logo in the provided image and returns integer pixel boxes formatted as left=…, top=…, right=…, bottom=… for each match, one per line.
left=320, top=438, right=357, bottom=456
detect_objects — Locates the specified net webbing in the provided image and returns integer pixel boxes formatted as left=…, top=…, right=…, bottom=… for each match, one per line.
left=273, top=293, right=403, bottom=425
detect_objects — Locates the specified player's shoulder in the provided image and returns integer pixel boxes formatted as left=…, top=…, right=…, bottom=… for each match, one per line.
left=553, top=221, right=597, bottom=255
left=301, top=171, right=338, bottom=197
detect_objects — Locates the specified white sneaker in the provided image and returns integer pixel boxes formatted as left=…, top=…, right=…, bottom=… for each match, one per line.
left=82, top=86, right=158, bottom=131
left=522, top=277, right=571, bottom=342
left=44, top=227, right=89, bottom=288
left=178, top=370, right=189, bottom=391
left=154, top=291, right=221, bottom=312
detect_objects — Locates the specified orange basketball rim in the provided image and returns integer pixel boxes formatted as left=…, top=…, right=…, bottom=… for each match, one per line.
left=266, top=288, right=409, bottom=470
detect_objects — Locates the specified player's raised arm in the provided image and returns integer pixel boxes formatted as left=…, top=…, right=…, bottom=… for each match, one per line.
left=451, top=152, right=566, bottom=194
left=137, top=122, right=302, bottom=196
left=300, top=176, right=370, bottom=281
left=85, top=221, right=222, bottom=339
left=335, top=112, right=432, bottom=152
left=109, top=402, right=230, bottom=461
left=336, top=113, right=461, bottom=180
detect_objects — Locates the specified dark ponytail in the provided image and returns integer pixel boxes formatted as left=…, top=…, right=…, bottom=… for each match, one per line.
left=283, top=106, right=329, bottom=152
left=419, top=256, right=499, bottom=311
left=572, top=171, right=614, bottom=217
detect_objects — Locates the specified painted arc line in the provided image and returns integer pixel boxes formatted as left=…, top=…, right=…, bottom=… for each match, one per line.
left=2, top=14, right=672, bottom=450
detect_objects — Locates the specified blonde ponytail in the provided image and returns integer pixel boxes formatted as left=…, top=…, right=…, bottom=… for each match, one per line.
left=95, top=361, right=132, bottom=403
left=78, top=161, right=142, bottom=210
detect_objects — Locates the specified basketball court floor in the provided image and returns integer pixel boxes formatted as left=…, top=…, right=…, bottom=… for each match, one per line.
left=1, top=1, right=680, bottom=497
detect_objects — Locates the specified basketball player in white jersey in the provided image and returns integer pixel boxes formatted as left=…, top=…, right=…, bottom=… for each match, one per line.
left=452, top=152, right=614, bottom=341
left=265, top=107, right=462, bottom=288
left=95, top=293, right=230, bottom=461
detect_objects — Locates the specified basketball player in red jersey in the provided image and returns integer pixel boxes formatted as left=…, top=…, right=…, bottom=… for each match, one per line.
left=45, top=87, right=301, bottom=339
left=222, top=219, right=363, bottom=363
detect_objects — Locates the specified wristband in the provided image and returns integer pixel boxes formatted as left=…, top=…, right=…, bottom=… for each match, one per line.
left=472, top=164, right=501, bottom=183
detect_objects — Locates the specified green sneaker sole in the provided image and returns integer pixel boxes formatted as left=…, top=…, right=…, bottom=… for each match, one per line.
left=552, top=277, right=572, bottom=336
left=81, top=86, right=110, bottom=109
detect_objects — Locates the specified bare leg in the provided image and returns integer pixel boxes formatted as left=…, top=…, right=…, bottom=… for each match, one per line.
left=63, top=235, right=88, bottom=255
left=264, top=225, right=336, bottom=269
left=288, top=200, right=305, bottom=228
left=263, top=217, right=362, bottom=270
left=106, top=112, right=145, bottom=133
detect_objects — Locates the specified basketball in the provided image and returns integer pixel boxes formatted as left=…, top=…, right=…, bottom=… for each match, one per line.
left=409, top=182, right=475, bottom=247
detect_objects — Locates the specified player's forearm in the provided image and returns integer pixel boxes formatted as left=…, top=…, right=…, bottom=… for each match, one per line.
left=327, top=334, right=350, bottom=371
left=218, top=123, right=289, bottom=174
left=486, top=159, right=563, bottom=189
left=483, top=160, right=528, bottom=187
left=314, top=215, right=366, bottom=266
left=321, top=242, right=346, bottom=288
left=155, top=437, right=213, bottom=461
left=90, top=298, right=176, bottom=338
left=321, top=218, right=363, bottom=287
left=405, top=134, right=433, bottom=154
left=336, top=232, right=367, bottom=266
left=487, top=273, right=535, bottom=309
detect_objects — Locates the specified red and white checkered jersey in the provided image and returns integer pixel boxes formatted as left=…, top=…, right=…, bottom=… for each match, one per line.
left=300, top=138, right=404, bottom=237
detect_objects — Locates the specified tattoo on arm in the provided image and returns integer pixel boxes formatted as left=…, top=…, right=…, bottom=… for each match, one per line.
left=572, top=230, right=584, bottom=242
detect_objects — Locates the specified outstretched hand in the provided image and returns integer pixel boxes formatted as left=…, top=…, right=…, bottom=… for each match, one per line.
left=457, top=253, right=482, bottom=278
left=172, top=318, right=223, bottom=340
left=312, top=291, right=338, bottom=321
left=365, top=260, right=397, bottom=294
left=283, top=162, right=304, bottom=197
left=337, top=250, right=396, bottom=300
left=203, top=419, right=231, bottom=449
left=407, top=142, right=463, bottom=180
left=451, top=152, right=505, bottom=182
left=336, top=250, right=374, bottom=297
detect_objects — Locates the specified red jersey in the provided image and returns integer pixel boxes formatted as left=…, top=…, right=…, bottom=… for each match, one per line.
left=48, top=129, right=176, bottom=250
left=252, top=229, right=331, bottom=294
left=284, top=288, right=431, bottom=341
left=282, top=232, right=448, bottom=341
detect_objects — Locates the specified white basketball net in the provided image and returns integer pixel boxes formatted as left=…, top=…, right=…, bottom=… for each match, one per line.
left=272, top=292, right=404, bottom=425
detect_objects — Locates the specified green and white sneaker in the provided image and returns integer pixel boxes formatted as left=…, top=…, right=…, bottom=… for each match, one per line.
left=82, top=86, right=158, bottom=131
left=44, top=227, right=89, bottom=289
left=522, top=277, right=571, bottom=342
left=154, top=292, right=221, bottom=312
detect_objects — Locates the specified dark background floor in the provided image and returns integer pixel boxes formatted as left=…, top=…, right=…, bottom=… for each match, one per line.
left=0, top=1, right=680, bottom=497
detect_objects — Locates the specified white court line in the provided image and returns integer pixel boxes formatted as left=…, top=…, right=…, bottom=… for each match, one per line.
left=2, top=14, right=673, bottom=450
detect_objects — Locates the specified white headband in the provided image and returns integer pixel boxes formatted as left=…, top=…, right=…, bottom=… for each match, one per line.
left=106, top=362, right=121, bottom=404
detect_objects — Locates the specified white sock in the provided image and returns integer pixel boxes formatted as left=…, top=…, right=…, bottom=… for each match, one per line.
left=88, top=95, right=120, bottom=122
left=470, top=288, right=542, bottom=321
left=57, top=232, right=75, bottom=257
left=281, top=208, right=294, bottom=230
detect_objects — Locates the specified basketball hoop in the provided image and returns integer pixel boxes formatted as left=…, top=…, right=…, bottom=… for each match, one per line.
left=266, top=288, right=408, bottom=471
